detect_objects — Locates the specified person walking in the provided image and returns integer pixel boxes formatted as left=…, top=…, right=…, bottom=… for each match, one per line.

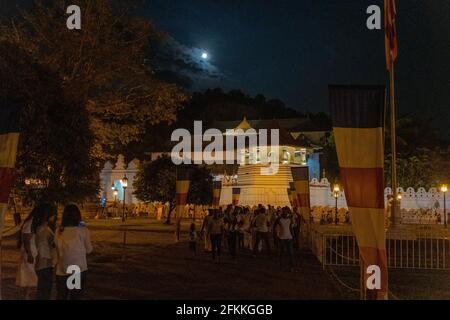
left=34, top=202, right=58, bottom=300
left=252, top=206, right=271, bottom=257
left=16, top=202, right=55, bottom=299
left=235, top=207, right=245, bottom=251
left=273, top=207, right=295, bottom=271
left=242, top=207, right=252, bottom=249
left=55, top=204, right=93, bottom=300
left=227, top=210, right=238, bottom=258
left=291, top=208, right=301, bottom=250
left=208, top=209, right=224, bottom=263
left=188, top=222, right=198, bottom=256
left=200, top=209, right=213, bottom=252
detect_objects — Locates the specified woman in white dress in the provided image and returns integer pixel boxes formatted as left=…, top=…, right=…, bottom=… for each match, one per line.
left=55, top=204, right=92, bottom=300
left=16, top=203, right=54, bottom=299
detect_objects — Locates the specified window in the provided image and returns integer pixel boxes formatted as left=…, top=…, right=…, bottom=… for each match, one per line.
left=282, top=150, right=290, bottom=164
left=294, top=149, right=307, bottom=165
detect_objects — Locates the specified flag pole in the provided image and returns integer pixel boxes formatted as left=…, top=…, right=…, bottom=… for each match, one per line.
left=390, top=61, right=398, bottom=226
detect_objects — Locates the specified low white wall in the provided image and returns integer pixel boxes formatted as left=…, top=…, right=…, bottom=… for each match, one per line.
left=220, top=178, right=449, bottom=210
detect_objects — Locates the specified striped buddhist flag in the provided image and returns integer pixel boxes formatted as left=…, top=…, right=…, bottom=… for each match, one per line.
left=385, top=0, right=398, bottom=71
left=291, top=167, right=310, bottom=222
left=286, top=188, right=295, bottom=208
left=286, top=188, right=293, bottom=207
left=175, top=165, right=192, bottom=241
left=329, top=85, right=387, bottom=300
left=232, top=187, right=241, bottom=206
left=289, top=182, right=298, bottom=208
left=0, top=103, right=20, bottom=239
left=212, top=180, right=222, bottom=208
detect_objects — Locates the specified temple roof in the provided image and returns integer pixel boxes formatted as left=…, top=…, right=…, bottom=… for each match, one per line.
left=213, top=118, right=300, bottom=131
left=234, top=116, right=252, bottom=131
left=263, top=119, right=304, bottom=147
left=212, top=117, right=330, bottom=133
left=295, top=133, right=320, bottom=149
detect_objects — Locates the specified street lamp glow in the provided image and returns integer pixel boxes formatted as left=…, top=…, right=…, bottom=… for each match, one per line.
left=333, top=184, right=340, bottom=194
left=121, top=176, right=128, bottom=188
left=333, top=184, right=340, bottom=224
left=397, top=193, right=402, bottom=200
left=201, top=52, right=208, bottom=59
left=441, top=184, right=448, bottom=193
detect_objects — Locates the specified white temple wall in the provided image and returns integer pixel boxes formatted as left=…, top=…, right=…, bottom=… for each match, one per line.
left=101, top=157, right=449, bottom=211
left=220, top=178, right=449, bottom=210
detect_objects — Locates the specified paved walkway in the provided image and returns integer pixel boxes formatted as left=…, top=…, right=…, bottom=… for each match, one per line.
left=1, top=220, right=342, bottom=299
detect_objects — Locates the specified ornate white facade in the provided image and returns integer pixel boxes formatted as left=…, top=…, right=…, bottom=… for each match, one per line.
left=220, top=177, right=449, bottom=212
left=99, top=155, right=140, bottom=205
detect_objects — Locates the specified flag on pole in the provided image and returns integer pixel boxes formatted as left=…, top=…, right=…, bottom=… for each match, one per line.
left=289, top=182, right=298, bottom=208
left=291, top=167, right=310, bottom=222
left=385, top=0, right=398, bottom=71
left=0, top=104, right=20, bottom=240
left=212, top=181, right=222, bottom=208
left=175, top=165, right=192, bottom=242
left=232, top=187, right=241, bottom=206
left=286, top=188, right=293, bottom=207
left=329, top=85, right=387, bottom=300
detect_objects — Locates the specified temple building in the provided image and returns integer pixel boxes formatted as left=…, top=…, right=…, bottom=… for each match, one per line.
left=214, top=117, right=323, bottom=207
left=101, top=117, right=328, bottom=206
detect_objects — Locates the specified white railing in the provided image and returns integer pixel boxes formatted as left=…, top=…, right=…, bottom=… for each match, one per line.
left=310, top=225, right=450, bottom=270
left=309, top=178, right=449, bottom=211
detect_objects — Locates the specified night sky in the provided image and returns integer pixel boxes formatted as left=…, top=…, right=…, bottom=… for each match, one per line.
left=143, top=0, right=449, bottom=135
left=1, top=0, right=449, bottom=135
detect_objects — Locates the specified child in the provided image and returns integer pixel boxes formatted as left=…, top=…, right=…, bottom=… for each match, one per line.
left=188, top=223, right=198, bottom=255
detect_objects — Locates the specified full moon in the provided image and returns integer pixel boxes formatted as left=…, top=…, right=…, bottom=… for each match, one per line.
left=201, top=52, right=208, bottom=59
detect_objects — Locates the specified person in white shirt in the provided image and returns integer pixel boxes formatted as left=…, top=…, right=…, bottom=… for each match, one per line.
left=273, top=207, right=295, bottom=271
left=34, top=202, right=58, bottom=300
left=200, top=209, right=213, bottom=252
left=208, top=209, right=224, bottom=263
left=252, top=207, right=271, bottom=256
left=16, top=203, right=50, bottom=299
left=55, top=204, right=92, bottom=300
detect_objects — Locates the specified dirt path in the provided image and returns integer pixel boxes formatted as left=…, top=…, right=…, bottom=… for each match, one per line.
left=1, top=227, right=342, bottom=300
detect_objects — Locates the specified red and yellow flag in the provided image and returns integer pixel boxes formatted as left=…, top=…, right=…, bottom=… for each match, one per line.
left=289, top=182, right=298, bottom=208
left=175, top=166, right=192, bottom=241
left=286, top=187, right=293, bottom=207
left=291, top=167, right=310, bottom=222
left=385, top=0, right=398, bottom=71
left=0, top=104, right=20, bottom=239
left=329, top=85, right=387, bottom=300
left=212, top=181, right=222, bottom=208
left=232, top=187, right=241, bottom=206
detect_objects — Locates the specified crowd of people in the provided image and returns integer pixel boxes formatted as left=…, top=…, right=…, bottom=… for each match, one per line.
left=15, top=203, right=92, bottom=300
left=187, top=204, right=305, bottom=272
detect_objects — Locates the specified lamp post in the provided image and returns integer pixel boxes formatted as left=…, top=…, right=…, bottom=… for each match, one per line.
left=441, top=184, right=448, bottom=227
left=121, top=175, right=128, bottom=222
left=333, top=184, right=340, bottom=225
left=113, top=188, right=118, bottom=204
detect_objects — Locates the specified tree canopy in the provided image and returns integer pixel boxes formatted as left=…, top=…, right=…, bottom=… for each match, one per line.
left=0, top=42, right=98, bottom=204
left=0, top=0, right=186, bottom=159
left=133, top=155, right=213, bottom=222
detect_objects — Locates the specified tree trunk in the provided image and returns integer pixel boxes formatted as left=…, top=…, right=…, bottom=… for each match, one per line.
left=165, top=203, right=176, bottom=224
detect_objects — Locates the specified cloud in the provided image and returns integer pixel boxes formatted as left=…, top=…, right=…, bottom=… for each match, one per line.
left=153, top=36, right=225, bottom=89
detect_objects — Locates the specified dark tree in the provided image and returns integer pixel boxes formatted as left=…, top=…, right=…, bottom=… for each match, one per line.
left=133, top=155, right=213, bottom=223
left=0, top=0, right=186, bottom=160
left=0, top=42, right=99, bottom=204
